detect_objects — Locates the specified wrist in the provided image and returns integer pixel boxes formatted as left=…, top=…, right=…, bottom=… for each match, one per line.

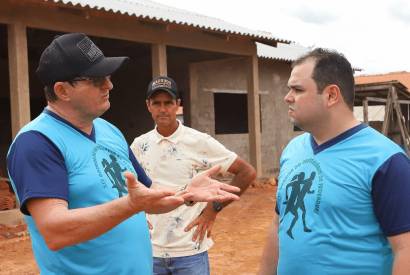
left=203, top=203, right=218, bottom=216
left=125, top=195, right=141, bottom=214
left=212, top=201, right=223, bottom=213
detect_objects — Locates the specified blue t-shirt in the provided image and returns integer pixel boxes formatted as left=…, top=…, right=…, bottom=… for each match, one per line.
left=7, top=109, right=153, bottom=275
left=276, top=124, right=410, bottom=275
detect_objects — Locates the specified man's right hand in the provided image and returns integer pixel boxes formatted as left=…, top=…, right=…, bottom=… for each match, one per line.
left=124, top=172, right=185, bottom=214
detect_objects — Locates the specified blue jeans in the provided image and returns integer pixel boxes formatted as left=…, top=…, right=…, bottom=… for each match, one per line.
left=153, top=251, right=210, bottom=275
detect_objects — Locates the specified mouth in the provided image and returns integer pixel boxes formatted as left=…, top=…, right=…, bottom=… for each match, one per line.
left=287, top=107, right=296, bottom=117
left=288, top=106, right=295, bottom=113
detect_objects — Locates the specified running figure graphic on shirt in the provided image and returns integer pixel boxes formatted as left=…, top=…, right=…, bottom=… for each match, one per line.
left=102, top=154, right=128, bottom=197
left=281, top=171, right=316, bottom=239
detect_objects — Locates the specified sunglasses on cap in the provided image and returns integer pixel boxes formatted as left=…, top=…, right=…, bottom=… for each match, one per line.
left=68, top=75, right=111, bottom=87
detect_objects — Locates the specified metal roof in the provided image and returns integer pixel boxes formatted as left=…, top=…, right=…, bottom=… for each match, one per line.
left=46, top=0, right=290, bottom=43
left=356, top=71, right=410, bottom=90
left=257, top=42, right=309, bottom=62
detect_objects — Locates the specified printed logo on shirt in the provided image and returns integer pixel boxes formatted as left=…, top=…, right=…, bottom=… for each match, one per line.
left=92, top=145, right=134, bottom=197
left=278, top=158, right=324, bottom=240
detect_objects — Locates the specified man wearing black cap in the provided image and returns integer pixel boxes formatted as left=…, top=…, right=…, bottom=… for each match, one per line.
left=6, top=33, right=241, bottom=274
left=131, top=76, right=256, bottom=275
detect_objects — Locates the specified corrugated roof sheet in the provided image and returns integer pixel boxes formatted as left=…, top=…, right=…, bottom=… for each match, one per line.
left=257, top=42, right=309, bottom=62
left=46, top=0, right=290, bottom=43
left=258, top=43, right=363, bottom=72
left=355, top=71, right=410, bottom=90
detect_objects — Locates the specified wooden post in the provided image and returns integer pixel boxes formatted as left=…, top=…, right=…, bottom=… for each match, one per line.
left=151, top=43, right=167, bottom=77
left=8, top=23, right=30, bottom=138
left=188, top=63, right=199, bottom=128
left=382, top=88, right=392, bottom=135
left=247, top=54, right=262, bottom=177
left=362, top=98, right=369, bottom=123
left=391, top=86, right=410, bottom=155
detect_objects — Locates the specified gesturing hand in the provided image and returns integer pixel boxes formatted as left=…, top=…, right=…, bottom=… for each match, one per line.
left=181, top=165, right=240, bottom=203
left=124, top=172, right=184, bottom=214
left=185, top=204, right=217, bottom=242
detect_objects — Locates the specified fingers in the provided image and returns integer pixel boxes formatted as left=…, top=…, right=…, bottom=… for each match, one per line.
left=174, top=189, right=188, bottom=197
left=144, top=196, right=185, bottom=214
left=191, top=223, right=206, bottom=242
left=219, top=182, right=240, bottom=193
left=192, top=226, right=201, bottom=242
left=124, top=172, right=177, bottom=199
left=202, top=165, right=221, bottom=177
left=184, top=218, right=201, bottom=241
left=185, top=215, right=214, bottom=242
left=150, top=189, right=178, bottom=200
left=192, top=222, right=212, bottom=242
left=180, top=192, right=195, bottom=201
left=212, top=190, right=240, bottom=202
left=124, top=171, right=138, bottom=189
left=207, top=227, right=212, bottom=238
left=199, top=225, right=207, bottom=242
left=203, top=221, right=214, bottom=240
left=125, top=173, right=185, bottom=214
left=180, top=190, right=239, bottom=203
left=184, top=219, right=198, bottom=232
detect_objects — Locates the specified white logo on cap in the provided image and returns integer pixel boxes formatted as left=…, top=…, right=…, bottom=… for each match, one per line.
left=152, top=78, right=172, bottom=90
left=77, top=37, right=103, bottom=62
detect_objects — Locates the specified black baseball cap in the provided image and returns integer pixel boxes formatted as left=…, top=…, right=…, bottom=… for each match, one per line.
left=36, top=33, right=129, bottom=85
left=146, top=76, right=178, bottom=99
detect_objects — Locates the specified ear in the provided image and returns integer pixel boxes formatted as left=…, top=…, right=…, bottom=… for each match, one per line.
left=54, top=82, right=70, bottom=102
left=145, top=99, right=151, bottom=111
left=176, top=99, right=181, bottom=106
left=324, top=84, right=341, bottom=107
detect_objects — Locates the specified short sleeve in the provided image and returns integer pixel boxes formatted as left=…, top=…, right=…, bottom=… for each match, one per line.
left=372, top=152, right=410, bottom=236
left=200, top=135, right=238, bottom=173
left=7, top=131, right=69, bottom=215
left=128, top=148, right=152, bottom=188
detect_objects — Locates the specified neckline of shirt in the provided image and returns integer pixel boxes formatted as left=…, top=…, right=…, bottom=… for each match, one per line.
left=43, top=108, right=96, bottom=142
left=154, top=120, right=184, bottom=144
left=310, top=123, right=367, bottom=155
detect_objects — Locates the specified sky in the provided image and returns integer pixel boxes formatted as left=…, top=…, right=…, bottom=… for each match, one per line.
left=154, top=0, right=410, bottom=75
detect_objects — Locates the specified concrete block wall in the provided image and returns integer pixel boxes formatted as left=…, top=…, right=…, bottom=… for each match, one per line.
left=190, top=58, right=298, bottom=177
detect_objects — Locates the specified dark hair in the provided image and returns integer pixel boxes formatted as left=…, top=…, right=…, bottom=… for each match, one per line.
left=292, top=48, right=355, bottom=109
left=44, top=79, right=81, bottom=102
left=44, top=84, right=57, bottom=102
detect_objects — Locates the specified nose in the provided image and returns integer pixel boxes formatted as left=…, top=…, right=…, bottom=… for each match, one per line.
left=159, top=104, right=167, bottom=112
left=284, top=90, right=293, bottom=103
left=103, top=77, right=113, bottom=90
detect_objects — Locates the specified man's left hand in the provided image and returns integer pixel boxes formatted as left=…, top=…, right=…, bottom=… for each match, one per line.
left=181, top=165, right=240, bottom=203
left=184, top=204, right=217, bottom=242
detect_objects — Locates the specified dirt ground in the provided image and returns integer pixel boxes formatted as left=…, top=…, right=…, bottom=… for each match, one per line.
left=0, top=184, right=276, bottom=275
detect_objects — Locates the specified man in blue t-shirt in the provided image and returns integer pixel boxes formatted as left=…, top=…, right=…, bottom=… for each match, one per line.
left=7, top=33, right=240, bottom=275
left=259, top=48, right=410, bottom=275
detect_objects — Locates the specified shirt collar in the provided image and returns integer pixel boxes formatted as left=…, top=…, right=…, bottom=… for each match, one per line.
left=153, top=120, right=184, bottom=144
left=310, top=123, right=367, bottom=154
left=43, top=107, right=96, bottom=142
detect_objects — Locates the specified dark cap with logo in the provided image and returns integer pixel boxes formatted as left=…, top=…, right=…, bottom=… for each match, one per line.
left=36, top=33, right=129, bottom=85
left=146, top=76, right=178, bottom=99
